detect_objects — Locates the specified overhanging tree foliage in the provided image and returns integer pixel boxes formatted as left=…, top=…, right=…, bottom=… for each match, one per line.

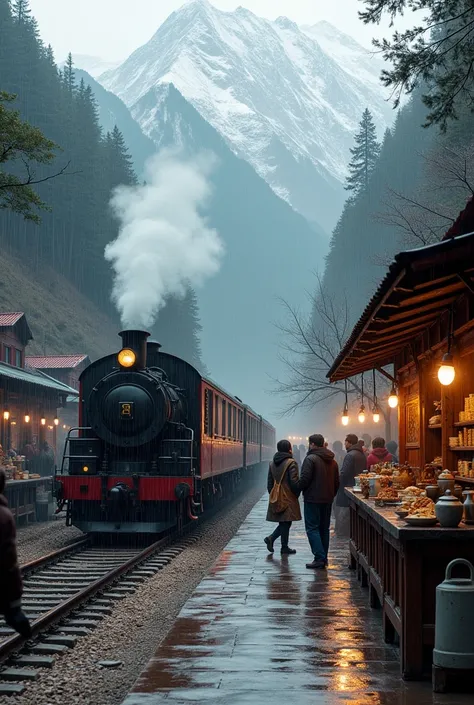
left=0, top=91, right=69, bottom=222
left=360, top=0, right=474, bottom=130
left=345, top=108, right=381, bottom=197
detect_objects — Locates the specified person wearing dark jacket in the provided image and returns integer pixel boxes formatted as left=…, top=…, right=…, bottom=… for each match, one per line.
left=334, top=434, right=367, bottom=537
left=386, top=440, right=399, bottom=464
left=265, top=440, right=301, bottom=555
left=0, top=471, right=31, bottom=638
left=298, top=434, right=339, bottom=569
left=366, top=437, right=393, bottom=469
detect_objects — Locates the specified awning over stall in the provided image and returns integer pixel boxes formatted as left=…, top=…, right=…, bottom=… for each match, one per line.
left=327, top=231, right=474, bottom=383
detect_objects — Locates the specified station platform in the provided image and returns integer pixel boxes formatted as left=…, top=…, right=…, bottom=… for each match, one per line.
left=122, top=495, right=471, bottom=705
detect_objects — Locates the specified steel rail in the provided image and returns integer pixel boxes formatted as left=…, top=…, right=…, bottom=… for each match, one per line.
left=0, top=535, right=169, bottom=663
left=21, top=538, right=90, bottom=575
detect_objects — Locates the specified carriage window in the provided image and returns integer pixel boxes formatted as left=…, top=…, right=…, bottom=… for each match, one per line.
left=221, top=399, right=226, bottom=437
left=228, top=405, right=233, bottom=438
left=204, top=389, right=213, bottom=436
left=214, top=395, right=220, bottom=436
left=233, top=407, right=237, bottom=439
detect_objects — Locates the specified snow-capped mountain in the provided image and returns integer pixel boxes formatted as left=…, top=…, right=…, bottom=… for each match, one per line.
left=100, top=0, right=392, bottom=231
left=71, top=55, right=122, bottom=78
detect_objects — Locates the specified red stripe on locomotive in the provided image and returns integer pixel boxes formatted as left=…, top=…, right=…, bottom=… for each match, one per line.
left=59, top=476, right=193, bottom=501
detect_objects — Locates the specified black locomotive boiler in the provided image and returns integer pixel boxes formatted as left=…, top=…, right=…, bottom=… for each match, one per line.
left=55, top=330, right=275, bottom=534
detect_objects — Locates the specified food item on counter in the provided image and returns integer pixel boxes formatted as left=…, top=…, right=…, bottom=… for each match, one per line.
left=379, top=475, right=391, bottom=488
left=400, top=496, right=435, bottom=515
left=377, top=487, right=399, bottom=502
left=432, top=457, right=442, bottom=466
left=400, top=486, right=425, bottom=497
left=360, top=476, right=370, bottom=499
left=421, top=464, right=437, bottom=483
left=408, top=504, right=436, bottom=518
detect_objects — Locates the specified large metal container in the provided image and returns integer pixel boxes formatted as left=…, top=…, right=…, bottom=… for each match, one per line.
left=433, top=559, right=474, bottom=669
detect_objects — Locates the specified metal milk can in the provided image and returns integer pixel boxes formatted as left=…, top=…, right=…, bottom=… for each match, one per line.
left=433, top=559, right=474, bottom=669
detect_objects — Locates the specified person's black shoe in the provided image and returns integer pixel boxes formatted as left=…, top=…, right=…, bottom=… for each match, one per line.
left=281, top=547, right=296, bottom=555
left=264, top=536, right=274, bottom=553
left=4, top=607, right=32, bottom=638
left=306, top=560, right=326, bottom=570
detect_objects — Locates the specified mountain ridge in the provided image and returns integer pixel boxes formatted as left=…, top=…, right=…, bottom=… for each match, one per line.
left=97, top=1, right=392, bottom=232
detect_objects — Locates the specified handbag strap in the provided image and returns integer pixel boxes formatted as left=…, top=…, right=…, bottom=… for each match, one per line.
left=273, top=459, right=293, bottom=488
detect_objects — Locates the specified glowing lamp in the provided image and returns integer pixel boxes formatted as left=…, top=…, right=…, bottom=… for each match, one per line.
left=358, top=406, right=365, bottom=424
left=40, top=417, right=46, bottom=426
left=341, top=413, right=349, bottom=427
left=24, top=414, right=30, bottom=423
left=373, top=411, right=380, bottom=423
left=83, top=466, right=89, bottom=473
left=438, top=352, right=455, bottom=386
left=388, top=382, right=398, bottom=409
left=54, top=417, right=59, bottom=426
left=3, top=410, right=9, bottom=421
left=118, top=348, right=136, bottom=368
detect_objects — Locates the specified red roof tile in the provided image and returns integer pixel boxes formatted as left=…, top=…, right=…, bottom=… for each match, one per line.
left=25, top=354, right=89, bottom=370
left=0, top=312, right=24, bottom=327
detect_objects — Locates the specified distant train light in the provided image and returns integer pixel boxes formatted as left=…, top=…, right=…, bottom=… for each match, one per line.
left=83, top=466, right=89, bottom=473
left=118, top=348, right=136, bottom=368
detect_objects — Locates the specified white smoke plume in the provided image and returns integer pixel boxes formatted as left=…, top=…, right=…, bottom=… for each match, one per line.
left=105, top=150, right=223, bottom=329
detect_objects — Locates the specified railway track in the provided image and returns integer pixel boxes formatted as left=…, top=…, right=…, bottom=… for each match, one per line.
left=0, top=531, right=200, bottom=696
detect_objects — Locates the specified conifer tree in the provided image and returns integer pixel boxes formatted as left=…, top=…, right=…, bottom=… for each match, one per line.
left=345, top=108, right=380, bottom=198
left=63, top=52, right=76, bottom=94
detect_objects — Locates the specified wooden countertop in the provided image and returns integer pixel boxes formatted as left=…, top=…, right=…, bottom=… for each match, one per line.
left=5, top=477, right=53, bottom=488
left=345, top=488, right=474, bottom=540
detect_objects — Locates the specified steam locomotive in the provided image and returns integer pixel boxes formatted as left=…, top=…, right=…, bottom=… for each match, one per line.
left=55, top=330, right=275, bottom=534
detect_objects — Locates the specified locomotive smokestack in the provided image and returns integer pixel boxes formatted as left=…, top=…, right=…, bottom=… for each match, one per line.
left=118, top=330, right=150, bottom=369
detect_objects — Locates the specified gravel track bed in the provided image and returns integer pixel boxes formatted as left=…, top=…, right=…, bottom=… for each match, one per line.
left=16, top=518, right=84, bottom=564
left=2, top=482, right=265, bottom=705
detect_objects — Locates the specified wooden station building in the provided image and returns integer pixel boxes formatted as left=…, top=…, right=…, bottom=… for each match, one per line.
left=0, top=313, right=79, bottom=455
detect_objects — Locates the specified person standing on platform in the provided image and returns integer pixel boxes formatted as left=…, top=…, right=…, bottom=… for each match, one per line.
left=361, top=434, right=372, bottom=458
left=334, top=434, right=367, bottom=538
left=292, top=445, right=301, bottom=466
left=264, top=440, right=301, bottom=555
left=366, top=437, right=393, bottom=469
left=386, top=440, right=399, bottom=464
left=0, top=470, right=32, bottom=638
left=298, top=434, right=339, bottom=570
left=332, top=440, right=345, bottom=469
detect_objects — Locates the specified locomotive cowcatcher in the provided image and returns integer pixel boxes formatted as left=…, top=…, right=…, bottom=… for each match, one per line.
left=55, top=330, right=275, bottom=534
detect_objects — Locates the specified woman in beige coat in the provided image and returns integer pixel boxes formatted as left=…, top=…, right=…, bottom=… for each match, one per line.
left=264, top=440, right=301, bottom=555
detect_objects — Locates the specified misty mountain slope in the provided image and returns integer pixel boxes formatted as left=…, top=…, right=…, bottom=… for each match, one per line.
left=68, top=55, right=121, bottom=78
left=75, top=69, right=156, bottom=177
left=99, top=0, right=392, bottom=232
left=132, top=82, right=322, bottom=419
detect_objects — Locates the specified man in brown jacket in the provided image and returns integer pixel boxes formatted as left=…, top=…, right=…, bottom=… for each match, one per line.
left=298, top=434, right=339, bottom=569
left=0, top=470, right=31, bottom=638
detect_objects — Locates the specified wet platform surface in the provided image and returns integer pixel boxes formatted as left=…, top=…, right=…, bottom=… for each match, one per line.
left=122, top=496, right=472, bottom=705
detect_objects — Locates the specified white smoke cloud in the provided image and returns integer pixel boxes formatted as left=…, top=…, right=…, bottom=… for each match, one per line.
left=105, top=150, right=223, bottom=329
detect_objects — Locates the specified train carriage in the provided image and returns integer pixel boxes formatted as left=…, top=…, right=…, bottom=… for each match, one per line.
left=55, top=330, right=275, bottom=534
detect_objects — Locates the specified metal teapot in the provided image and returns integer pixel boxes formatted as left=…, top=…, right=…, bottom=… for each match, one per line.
left=434, top=559, right=474, bottom=669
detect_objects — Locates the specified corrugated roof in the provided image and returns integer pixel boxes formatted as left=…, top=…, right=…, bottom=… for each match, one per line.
left=0, top=361, right=79, bottom=396
left=327, top=231, right=474, bottom=382
left=26, top=355, right=89, bottom=370
left=0, top=312, right=24, bottom=327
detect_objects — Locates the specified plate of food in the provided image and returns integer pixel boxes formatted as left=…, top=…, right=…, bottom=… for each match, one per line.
left=400, top=486, right=425, bottom=497
left=405, top=516, right=438, bottom=526
left=375, top=487, right=400, bottom=505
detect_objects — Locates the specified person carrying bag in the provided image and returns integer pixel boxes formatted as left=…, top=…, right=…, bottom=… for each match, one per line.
left=264, top=440, right=301, bottom=555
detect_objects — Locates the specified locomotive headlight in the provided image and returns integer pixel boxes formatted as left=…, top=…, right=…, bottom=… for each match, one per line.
left=118, top=348, right=136, bottom=368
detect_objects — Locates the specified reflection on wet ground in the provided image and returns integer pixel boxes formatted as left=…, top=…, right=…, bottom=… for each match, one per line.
left=121, top=496, right=472, bottom=705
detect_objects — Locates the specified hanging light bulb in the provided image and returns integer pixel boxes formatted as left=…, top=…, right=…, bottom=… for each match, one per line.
left=24, top=413, right=30, bottom=424
left=54, top=417, right=59, bottom=426
left=438, top=352, right=455, bottom=386
left=3, top=409, right=9, bottom=421
left=372, top=369, right=380, bottom=422
left=438, top=306, right=456, bottom=386
left=388, top=383, right=399, bottom=409
left=40, top=416, right=46, bottom=426
left=341, top=379, right=350, bottom=426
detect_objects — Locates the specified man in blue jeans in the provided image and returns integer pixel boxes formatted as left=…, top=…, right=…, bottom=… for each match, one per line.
left=298, top=434, right=340, bottom=569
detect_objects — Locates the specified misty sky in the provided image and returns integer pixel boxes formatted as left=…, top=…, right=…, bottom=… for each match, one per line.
left=28, top=0, right=415, bottom=62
